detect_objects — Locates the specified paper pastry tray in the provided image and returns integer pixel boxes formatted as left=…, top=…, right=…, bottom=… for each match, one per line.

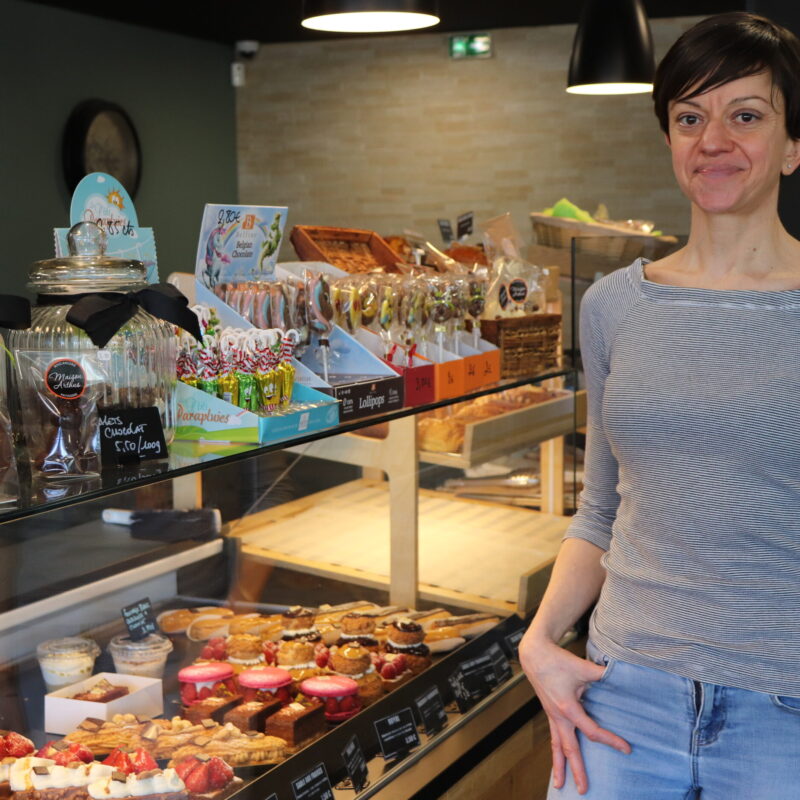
left=419, top=390, right=586, bottom=469
left=44, top=672, right=163, bottom=734
left=232, top=480, right=570, bottom=615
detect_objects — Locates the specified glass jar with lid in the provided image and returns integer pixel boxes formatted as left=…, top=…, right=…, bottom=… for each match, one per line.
left=7, top=222, right=182, bottom=479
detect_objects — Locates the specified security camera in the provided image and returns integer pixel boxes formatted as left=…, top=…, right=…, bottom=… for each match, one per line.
left=235, top=40, right=260, bottom=60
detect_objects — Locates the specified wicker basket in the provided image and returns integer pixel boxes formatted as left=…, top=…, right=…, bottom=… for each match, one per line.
left=290, top=225, right=404, bottom=273
left=530, top=214, right=678, bottom=262
left=480, top=314, right=562, bottom=378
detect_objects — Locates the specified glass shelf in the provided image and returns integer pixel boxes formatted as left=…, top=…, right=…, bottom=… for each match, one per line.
left=0, top=367, right=573, bottom=526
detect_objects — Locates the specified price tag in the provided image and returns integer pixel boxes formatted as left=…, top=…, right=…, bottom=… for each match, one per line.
left=291, top=763, right=333, bottom=800
left=99, top=407, right=167, bottom=466
left=504, top=629, right=524, bottom=659
left=374, top=708, right=420, bottom=761
left=448, top=653, right=497, bottom=712
left=437, top=218, right=454, bottom=245
left=456, top=211, right=474, bottom=240
left=121, top=597, right=158, bottom=642
left=341, top=735, right=369, bottom=793
left=415, top=685, right=448, bottom=736
left=487, top=642, right=513, bottom=684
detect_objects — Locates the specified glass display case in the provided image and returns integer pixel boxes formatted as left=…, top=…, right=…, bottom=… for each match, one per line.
left=0, top=342, right=582, bottom=799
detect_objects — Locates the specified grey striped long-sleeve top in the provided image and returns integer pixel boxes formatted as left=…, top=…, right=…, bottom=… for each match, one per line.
left=568, top=258, right=800, bottom=696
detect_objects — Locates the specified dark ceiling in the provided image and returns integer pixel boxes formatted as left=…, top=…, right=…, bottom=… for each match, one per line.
left=29, top=0, right=742, bottom=45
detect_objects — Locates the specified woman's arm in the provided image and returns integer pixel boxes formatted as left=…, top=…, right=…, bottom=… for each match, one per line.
left=519, top=274, right=637, bottom=794
left=519, top=538, right=630, bottom=796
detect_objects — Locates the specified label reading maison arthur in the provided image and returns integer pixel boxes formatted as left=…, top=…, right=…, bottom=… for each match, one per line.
left=46, top=358, right=86, bottom=400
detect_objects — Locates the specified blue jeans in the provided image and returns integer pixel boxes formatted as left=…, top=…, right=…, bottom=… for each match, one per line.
left=548, top=639, right=800, bottom=799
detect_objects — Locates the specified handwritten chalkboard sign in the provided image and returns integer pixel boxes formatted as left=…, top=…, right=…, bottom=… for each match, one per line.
left=341, top=735, right=369, bottom=793
left=448, top=653, right=497, bottom=712
left=415, top=685, right=448, bottom=736
left=100, top=407, right=167, bottom=466
left=504, top=628, right=524, bottom=659
left=487, top=642, right=513, bottom=684
left=121, top=597, right=158, bottom=642
left=291, top=763, right=333, bottom=800
left=457, top=211, right=474, bottom=239
left=438, top=218, right=454, bottom=245
left=374, top=708, right=420, bottom=761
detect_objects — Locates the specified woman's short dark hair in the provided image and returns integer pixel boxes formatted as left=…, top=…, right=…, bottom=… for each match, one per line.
left=653, top=12, right=800, bottom=139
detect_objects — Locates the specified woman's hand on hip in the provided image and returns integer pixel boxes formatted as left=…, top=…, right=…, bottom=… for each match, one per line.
left=519, top=631, right=631, bottom=795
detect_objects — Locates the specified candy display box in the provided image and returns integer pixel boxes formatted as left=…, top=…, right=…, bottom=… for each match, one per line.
left=175, top=380, right=339, bottom=445
left=354, top=328, right=435, bottom=408
left=44, top=672, right=163, bottom=735
left=452, top=333, right=501, bottom=392
left=417, top=342, right=465, bottom=401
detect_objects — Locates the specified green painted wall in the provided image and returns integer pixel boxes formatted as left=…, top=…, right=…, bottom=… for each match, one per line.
left=0, top=0, right=237, bottom=297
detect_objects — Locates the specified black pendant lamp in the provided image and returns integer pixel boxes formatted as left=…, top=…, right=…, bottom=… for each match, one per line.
left=567, top=0, right=655, bottom=95
left=302, top=0, right=439, bottom=33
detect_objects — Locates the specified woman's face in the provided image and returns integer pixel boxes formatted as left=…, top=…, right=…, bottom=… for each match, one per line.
left=666, top=71, right=800, bottom=216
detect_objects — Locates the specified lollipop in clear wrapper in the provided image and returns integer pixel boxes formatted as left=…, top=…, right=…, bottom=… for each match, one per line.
left=376, top=277, right=395, bottom=360
left=429, top=276, right=453, bottom=362
left=466, top=277, right=487, bottom=348
left=270, top=282, right=292, bottom=330
left=359, top=277, right=379, bottom=329
left=305, top=270, right=335, bottom=382
left=287, top=280, right=311, bottom=357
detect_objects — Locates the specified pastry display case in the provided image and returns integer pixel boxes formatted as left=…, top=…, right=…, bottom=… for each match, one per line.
left=0, top=360, right=582, bottom=800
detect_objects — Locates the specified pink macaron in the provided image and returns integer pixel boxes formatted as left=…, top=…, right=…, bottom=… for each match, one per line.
left=178, top=662, right=234, bottom=683
left=299, top=675, right=361, bottom=722
left=238, top=667, right=292, bottom=689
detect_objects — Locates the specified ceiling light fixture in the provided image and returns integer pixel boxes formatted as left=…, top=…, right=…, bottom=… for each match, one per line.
left=567, top=0, right=655, bottom=95
left=302, top=0, right=440, bottom=34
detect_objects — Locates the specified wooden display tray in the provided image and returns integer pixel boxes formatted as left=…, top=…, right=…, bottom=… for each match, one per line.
left=231, top=479, right=570, bottom=615
left=290, top=225, right=404, bottom=273
left=419, top=390, right=586, bottom=468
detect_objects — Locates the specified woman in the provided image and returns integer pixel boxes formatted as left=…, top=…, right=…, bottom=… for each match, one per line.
left=520, top=12, right=800, bottom=799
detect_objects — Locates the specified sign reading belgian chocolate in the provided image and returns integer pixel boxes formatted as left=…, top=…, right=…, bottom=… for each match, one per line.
left=291, top=762, right=333, bottom=800
left=415, top=685, right=448, bottom=736
left=504, top=628, right=524, bottom=659
left=457, top=211, right=474, bottom=240
left=45, top=358, right=86, bottom=400
left=374, top=708, right=420, bottom=761
left=341, top=735, right=369, bottom=793
left=448, top=653, right=497, bottom=712
left=121, top=597, right=158, bottom=641
left=99, top=407, right=167, bottom=465
left=487, top=642, right=513, bottom=684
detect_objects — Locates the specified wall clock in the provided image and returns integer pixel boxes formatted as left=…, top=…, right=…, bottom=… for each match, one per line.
left=62, top=99, right=142, bottom=198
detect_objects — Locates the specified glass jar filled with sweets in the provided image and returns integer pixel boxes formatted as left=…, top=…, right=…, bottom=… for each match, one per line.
left=7, top=222, right=196, bottom=479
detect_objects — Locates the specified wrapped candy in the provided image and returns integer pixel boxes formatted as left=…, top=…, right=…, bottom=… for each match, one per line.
left=196, top=334, right=220, bottom=395
left=466, top=277, right=487, bottom=348
left=359, top=277, right=379, bottom=329
left=218, top=329, right=240, bottom=406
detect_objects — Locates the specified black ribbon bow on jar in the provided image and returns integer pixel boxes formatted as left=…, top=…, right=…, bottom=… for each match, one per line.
left=63, top=283, right=203, bottom=349
left=0, top=294, right=32, bottom=329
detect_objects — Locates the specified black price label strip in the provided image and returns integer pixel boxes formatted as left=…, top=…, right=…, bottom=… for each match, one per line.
left=374, top=708, right=420, bottom=761
left=415, top=685, right=448, bottom=736
left=457, top=211, right=474, bottom=239
left=121, top=597, right=157, bottom=642
left=100, top=407, right=167, bottom=466
left=438, top=218, right=454, bottom=244
left=291, top=762, right=333, bottom=800
left=448, top=653, right=497, bottom=713
left=487, top=642, right=513, bottom=684
left=341, top=735, right=369, bottom=793
left=505, top=628, right=524, bottom=659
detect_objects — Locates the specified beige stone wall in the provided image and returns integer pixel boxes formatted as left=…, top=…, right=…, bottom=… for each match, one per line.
left=236, top=17, right=701, bottom=249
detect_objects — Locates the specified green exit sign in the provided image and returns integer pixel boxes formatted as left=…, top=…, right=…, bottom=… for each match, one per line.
left=449, top=34, right=493, bottom=60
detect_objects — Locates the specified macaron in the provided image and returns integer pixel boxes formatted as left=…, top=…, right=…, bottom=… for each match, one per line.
left=238, top=667, right=292, bottom=689
left=178, top=662, right=234, bottom=684
left=238, top=667, right=293, bottom=705
left=299, top=675, right=361, bottom=722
